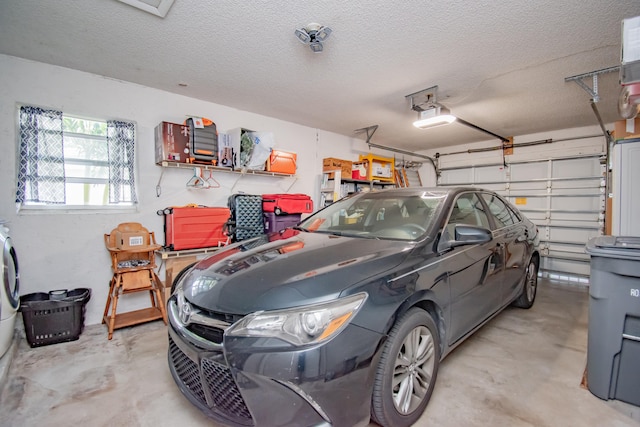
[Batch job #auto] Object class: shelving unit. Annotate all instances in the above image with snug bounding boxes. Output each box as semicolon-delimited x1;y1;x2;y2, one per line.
321;169;342;207
320;169;396;208
156;160;297;195
359;153;395;183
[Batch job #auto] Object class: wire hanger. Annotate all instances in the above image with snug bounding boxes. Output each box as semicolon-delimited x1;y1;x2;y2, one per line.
186;167;220;189
186;167;205;188
204;169;220;188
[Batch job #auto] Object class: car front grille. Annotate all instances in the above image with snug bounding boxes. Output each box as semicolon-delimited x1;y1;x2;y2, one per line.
186;323;224;344
169;337;206;404
201;358;253;420
169;337;253;425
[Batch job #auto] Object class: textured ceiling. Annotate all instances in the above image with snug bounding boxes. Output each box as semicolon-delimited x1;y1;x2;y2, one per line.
0;0;638;151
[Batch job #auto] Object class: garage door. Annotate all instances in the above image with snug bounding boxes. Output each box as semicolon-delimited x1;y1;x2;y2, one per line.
437;154;605;279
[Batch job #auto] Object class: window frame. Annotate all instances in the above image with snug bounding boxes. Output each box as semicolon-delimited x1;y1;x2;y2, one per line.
16;105;138;214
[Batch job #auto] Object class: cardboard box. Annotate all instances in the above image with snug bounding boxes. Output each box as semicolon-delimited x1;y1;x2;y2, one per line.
217;133;235;167
613;117;640;140
114;230;149;249
267;149;297;174
155;121;191;164
323;157;352;178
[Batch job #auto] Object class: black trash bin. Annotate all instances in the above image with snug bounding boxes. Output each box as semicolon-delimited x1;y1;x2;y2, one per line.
585;236;640;407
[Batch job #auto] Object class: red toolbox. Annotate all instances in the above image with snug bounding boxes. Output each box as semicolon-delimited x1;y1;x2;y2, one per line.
159;206;230;250
266;150;297;175
262;194;313;215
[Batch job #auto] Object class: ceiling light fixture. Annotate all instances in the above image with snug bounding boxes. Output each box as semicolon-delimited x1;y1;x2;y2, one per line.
413;106;456;129
295;23;332;53
405;85;509;142
406;86;456;129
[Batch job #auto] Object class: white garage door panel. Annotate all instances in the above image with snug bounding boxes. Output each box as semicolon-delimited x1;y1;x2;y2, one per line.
438;153;605;279
548;241;590;255
542;258;591;277
551;196;600;211
511;196;546;210
550;212;598;222
439;168;474;184
552;158;601;178
509;181;547;191
510;162;548;181
552;178;601;189
474;166;507;183
546;226;599;242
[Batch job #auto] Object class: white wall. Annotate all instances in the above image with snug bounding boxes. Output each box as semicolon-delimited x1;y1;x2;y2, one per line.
0;54;376;325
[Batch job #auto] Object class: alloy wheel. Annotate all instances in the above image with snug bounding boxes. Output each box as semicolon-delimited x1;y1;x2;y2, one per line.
392;325;435;414
526;261;538;302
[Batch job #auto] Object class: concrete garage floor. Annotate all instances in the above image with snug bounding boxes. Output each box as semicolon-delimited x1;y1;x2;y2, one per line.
1;279;639;427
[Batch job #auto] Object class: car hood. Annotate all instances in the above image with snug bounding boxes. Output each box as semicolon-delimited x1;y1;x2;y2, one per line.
181;230;414;314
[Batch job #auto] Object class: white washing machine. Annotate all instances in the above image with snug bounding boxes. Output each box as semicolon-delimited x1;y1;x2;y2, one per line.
0;222;19;358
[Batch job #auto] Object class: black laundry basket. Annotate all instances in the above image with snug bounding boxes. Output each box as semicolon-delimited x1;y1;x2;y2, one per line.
20;288;91;347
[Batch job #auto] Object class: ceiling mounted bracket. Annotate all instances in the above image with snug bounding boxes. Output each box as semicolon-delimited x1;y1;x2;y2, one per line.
405;85;441;112
565;66;620;102
354;125;379;145
353;125;438;172
565;66;618;144
405;85;508;141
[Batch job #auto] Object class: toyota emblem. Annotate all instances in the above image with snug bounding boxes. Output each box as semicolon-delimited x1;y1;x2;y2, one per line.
179;301;192;325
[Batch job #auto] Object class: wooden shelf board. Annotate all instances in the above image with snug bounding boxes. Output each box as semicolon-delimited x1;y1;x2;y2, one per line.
160;161;295;177
105;307;165;330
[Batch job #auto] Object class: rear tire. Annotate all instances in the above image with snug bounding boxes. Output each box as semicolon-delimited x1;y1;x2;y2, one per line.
371;308;440;427
512;257;538;309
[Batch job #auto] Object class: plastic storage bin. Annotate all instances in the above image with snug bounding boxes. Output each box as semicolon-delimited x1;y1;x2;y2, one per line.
585;236;640;407
19;288;91;347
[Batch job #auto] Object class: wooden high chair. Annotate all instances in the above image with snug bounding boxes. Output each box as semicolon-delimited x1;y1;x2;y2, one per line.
103;222;167;340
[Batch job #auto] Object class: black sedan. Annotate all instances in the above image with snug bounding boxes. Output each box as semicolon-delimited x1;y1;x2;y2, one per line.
167;187;540;427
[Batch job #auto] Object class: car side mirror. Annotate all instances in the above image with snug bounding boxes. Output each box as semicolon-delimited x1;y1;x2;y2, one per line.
441;224;492;250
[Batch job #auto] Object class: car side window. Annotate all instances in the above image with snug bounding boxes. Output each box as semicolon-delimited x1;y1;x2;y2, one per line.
445;193;491;238
481;193;519;229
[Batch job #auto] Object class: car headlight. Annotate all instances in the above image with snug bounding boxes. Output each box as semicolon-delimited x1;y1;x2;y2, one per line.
226;293;367;346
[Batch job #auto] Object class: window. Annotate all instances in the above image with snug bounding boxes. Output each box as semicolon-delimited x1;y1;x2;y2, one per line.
445;193;490;239
481;193;518;229
16;106;137;208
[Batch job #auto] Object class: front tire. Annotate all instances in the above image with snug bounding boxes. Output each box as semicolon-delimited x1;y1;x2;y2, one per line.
371;308;440;427
512;257;538;309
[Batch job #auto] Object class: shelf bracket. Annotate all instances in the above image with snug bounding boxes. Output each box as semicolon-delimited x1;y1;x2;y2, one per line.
354;125;379;145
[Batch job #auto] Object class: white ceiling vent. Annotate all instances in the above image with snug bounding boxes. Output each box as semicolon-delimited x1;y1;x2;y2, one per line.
117;0;175;18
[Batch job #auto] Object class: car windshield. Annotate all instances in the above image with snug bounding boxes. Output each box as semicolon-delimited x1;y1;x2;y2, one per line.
298;191;446;241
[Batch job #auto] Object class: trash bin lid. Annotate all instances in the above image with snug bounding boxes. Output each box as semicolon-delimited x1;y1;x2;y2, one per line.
586;236;640;260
